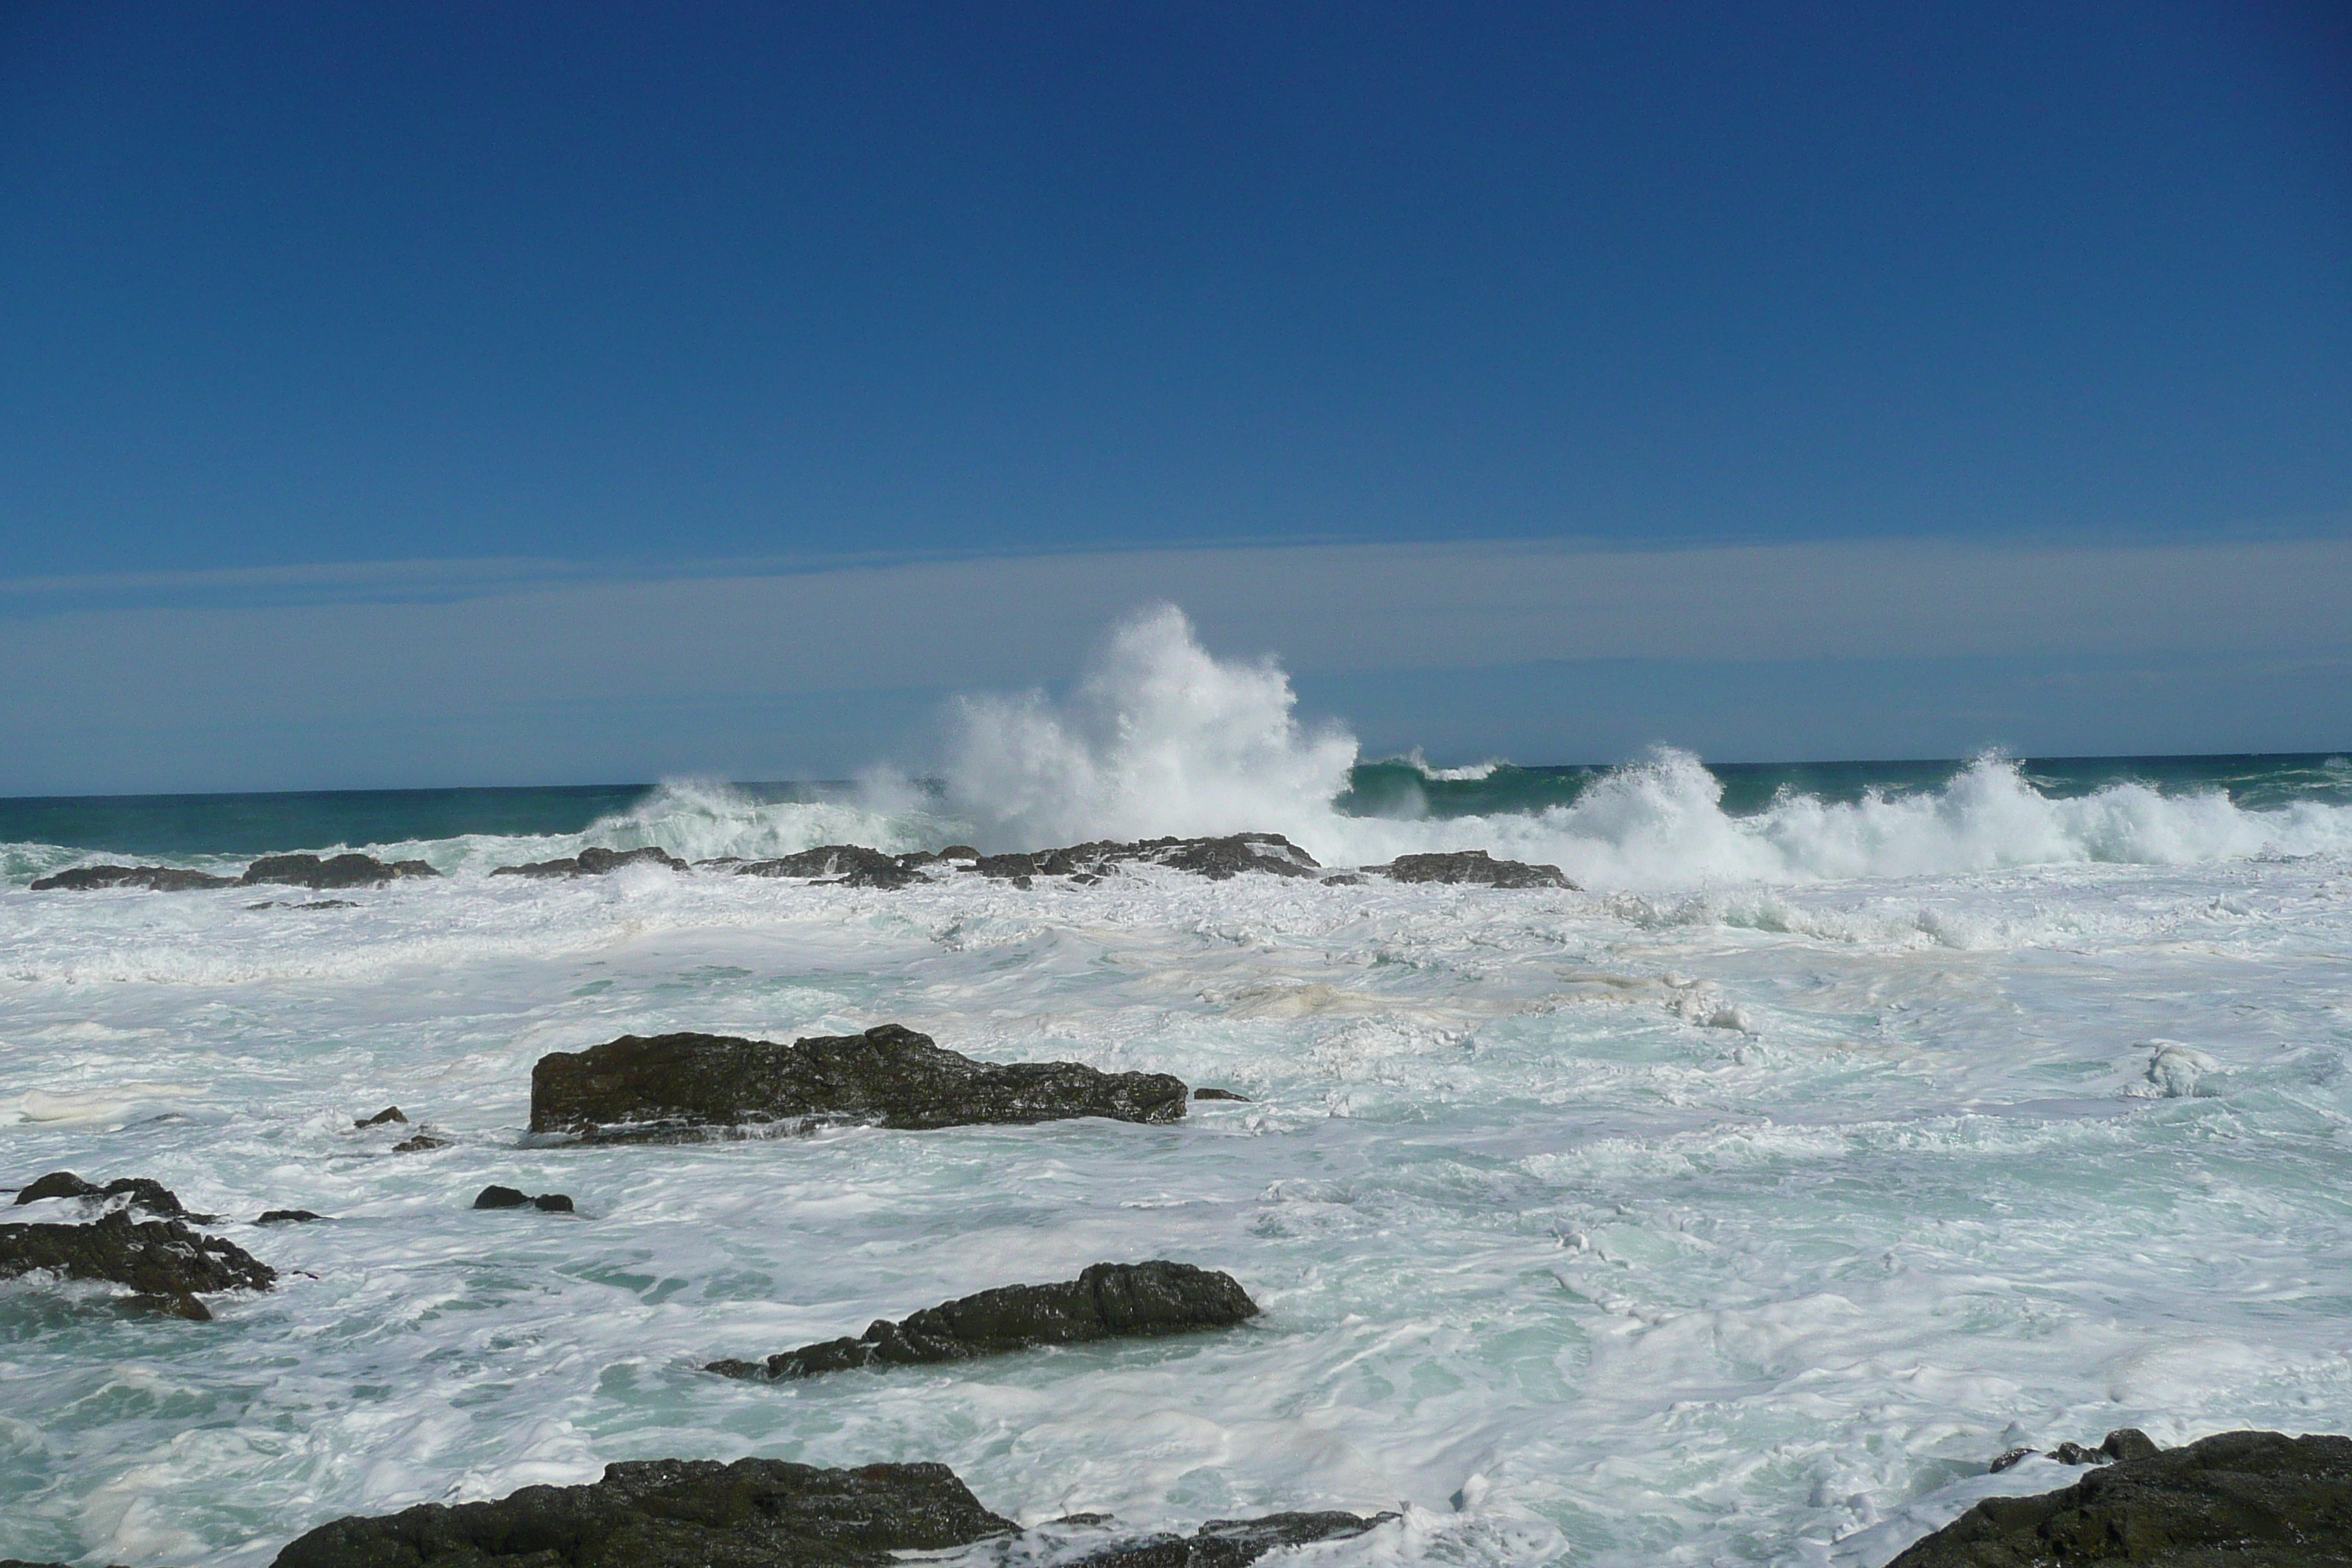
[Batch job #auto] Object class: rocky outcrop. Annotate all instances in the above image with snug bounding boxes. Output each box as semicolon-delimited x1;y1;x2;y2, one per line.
242;853;440;889
489;846;687;879
29;864;236;892
974;834;1321;883
1063;1509;1397;1568
1365;850;1574;889
529;1024;1188;1142
1890;1428;2352;1566
1990;1427;2160;1473
473;1186;574;1213
706;1261;1258;1381
1192;1088;1250;1102
271;1458;1016;1568
735;845;916;888
355;1107;407;1127
256;1210;323;1224
13;1172;216;1222
0;1210;276;1296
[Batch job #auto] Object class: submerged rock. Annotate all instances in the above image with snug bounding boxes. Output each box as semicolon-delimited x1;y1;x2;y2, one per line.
241;853;440;889
472;1186;573;1213
489;846;687;879
1192;1088;1251;1102
0;1210;276;1296
529;1024;1188;1142
29;864;236;892
12;1172;214;1222
1365;849;1575;889
1891;1428;2352;1566
355;1107;407;1127
392;1133;451;1153
1061;1509;1398;1568
707;1261;1258;1380
255;1210;324;1225
271;1458;1017;1568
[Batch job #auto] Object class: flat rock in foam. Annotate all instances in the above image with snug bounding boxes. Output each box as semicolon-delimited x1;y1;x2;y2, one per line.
1365;848;1575;889
29;864;236;892
706;1260;1257;1380
489;845;687;879
241;853;440;889
0;1210;276;1297
529;1024;1188;1142
1888;1428;2352;1566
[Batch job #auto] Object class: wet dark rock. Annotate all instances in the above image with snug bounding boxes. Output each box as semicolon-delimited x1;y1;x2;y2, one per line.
256;1210;323;1224
0;1210;276;1295
734;845;915;889
489;846;687;879
1365;850;1575;889
1890;1428;2352;1567
1989;1428;2163;1474
293;899;360;911
30;864;237;892
472;1186;573;1213
530;1023;1188;1142
242;853;440;890
707;1261;1258;1382
1063;1510;1397;1568
1192;1088;1251;1102
973;835;1321;884
271;1457;1017;1568
937;845;980;861
121;1290;211;1321
13;1172;214;1221
356;1107;408;1127
1319;874;1364;886
392;1133;451;1153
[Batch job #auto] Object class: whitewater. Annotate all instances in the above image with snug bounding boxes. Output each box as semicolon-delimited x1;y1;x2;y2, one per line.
4;606;2351;1567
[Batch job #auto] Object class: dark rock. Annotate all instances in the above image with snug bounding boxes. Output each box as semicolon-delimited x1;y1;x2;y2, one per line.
530;1023;1188;1142
242;853;440;890
1990;1428;2166;1474
1192;1088;1251;1102
489;846;687;879
472;1186;532;1210
121;1290;211;1321
0;1210;276;1295
734;845;914;889
293;899;360;911
256;1210;323;1224
1319;874;1364;886
271;1457;1016;1568
1888;1428;2352;1567
937;845;980;861
30;864;236;892
15;1171;101;1203
707;1260;1258;1381
13;1172;214;1221
532;1193;575;1213
392;1133;451;1153
969;835;1321;885
1066;1510;1397;1568
1365;850;1575;889
1989;1447;2037;1474
356;1107;408;1126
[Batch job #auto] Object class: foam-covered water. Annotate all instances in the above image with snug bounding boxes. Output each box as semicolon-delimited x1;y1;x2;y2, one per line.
4;608;2350;1567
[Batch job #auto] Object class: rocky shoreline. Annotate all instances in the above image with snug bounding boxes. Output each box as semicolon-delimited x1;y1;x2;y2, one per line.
29;834;1577;894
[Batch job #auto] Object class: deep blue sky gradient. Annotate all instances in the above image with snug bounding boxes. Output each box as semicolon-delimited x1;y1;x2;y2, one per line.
5;1;2348;580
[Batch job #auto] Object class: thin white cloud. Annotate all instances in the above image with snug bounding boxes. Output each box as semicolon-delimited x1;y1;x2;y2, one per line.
1;535;2345;783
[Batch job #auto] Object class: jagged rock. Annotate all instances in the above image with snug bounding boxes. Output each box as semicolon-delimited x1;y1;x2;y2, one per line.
0;1210;276;1295
355;1107;408;1126
734;845;916;888
489;846;687;879
1365;849;1575;889
242;853;440;889
473;1186;573;1213
1063;1510;1398;1568
271;1458;1017;1568
12;1172;214;1221
1989;1428;2164;1474
392;1133;451;1153
1890;1429;2352;1566
973;835;1321;883
1192;1088;1251;1102
29;864;236;892
706;1261;1258;1380
529;1024;1188;1142
256;1210;323;1224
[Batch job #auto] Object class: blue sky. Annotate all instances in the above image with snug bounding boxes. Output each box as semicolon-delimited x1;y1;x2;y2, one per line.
2;2;2348;791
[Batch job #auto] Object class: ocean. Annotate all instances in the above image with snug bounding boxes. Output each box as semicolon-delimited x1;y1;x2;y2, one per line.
5;613;2351;1567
